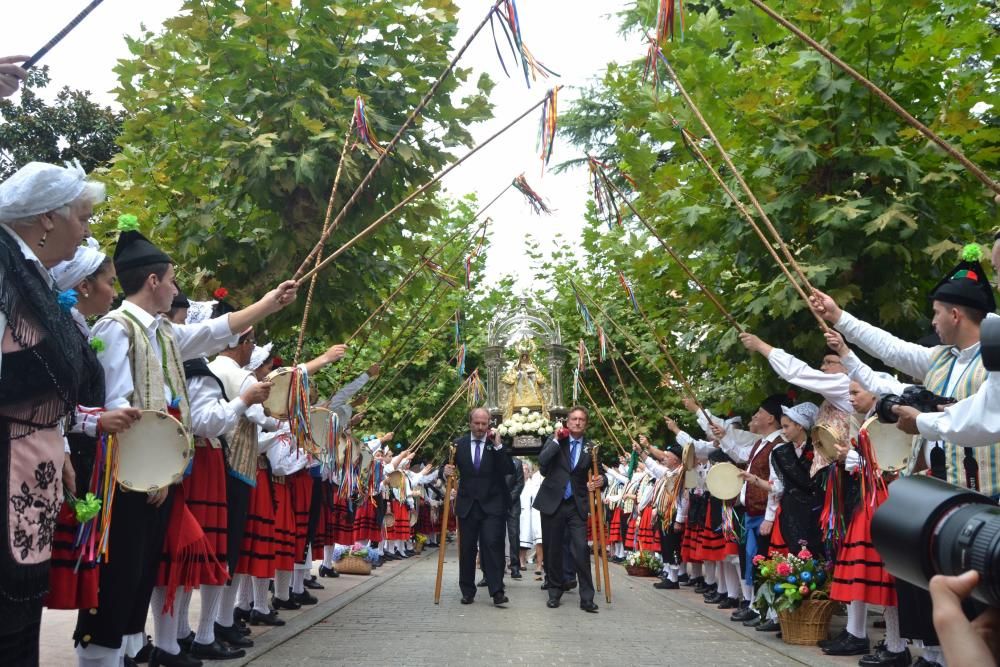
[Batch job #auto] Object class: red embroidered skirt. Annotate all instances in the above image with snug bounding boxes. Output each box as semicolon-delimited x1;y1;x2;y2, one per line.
636;506;659;552
45;502;99;609
351;499;380;545
389;500;411;541
414;503;435;535
696;509;726;562
288;471;312;563
680;519;704;563
235;469;276;578
607;507;623;544
272;480;297;572
830;488;897;606
182;445;228;564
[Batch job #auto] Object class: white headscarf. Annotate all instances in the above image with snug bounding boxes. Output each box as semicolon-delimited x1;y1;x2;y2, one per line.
0;160;88;220
51;237;106;291
185;300;217;325
245;343;274;372
781;402;820;430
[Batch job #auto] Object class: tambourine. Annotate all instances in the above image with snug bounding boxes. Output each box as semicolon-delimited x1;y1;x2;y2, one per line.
705;462;742;501
812;422;847;463
262;367;294;419
386;470;407;497
116;410;191;493
681;442;696;470
307;406;334;456
861;415;912;473
684;468;699;490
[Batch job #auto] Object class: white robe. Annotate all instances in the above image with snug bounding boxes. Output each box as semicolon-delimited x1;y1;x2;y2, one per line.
519;471;543;547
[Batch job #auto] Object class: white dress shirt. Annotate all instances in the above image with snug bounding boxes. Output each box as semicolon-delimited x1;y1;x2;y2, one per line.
187;373;249;439
93;300;236;410
721;428;784;521
768;348;853;414
916;371;1000;446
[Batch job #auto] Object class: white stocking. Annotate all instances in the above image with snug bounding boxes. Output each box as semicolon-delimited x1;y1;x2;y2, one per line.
882;606;905;653
150;586;181;655
921;647;944;665
234;573;252;611
274;570;292;601
703;561;717;586
216;581;239;627
175;588;193;639
723;560;742;601
75;642;122;667
689;562;703;579
323;545;335;569
847;600;868;638
252;576;271;612
196;585;224;645
292;568;306;595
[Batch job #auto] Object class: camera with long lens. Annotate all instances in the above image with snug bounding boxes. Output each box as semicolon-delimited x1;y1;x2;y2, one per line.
875;385;955;424
982;316;1000;372
871;475;1000;607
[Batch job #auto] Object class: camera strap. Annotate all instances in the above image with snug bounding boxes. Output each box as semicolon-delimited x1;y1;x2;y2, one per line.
963;448;980;492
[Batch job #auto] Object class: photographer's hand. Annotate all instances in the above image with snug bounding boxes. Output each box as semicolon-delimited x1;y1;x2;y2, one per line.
892;405;921;435
930;570;1000;667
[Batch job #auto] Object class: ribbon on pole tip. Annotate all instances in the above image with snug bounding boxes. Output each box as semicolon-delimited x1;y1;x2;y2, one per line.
352;96;387;155
512;174;552;214
456;343;467;378
597;325;607;362
537;87;560;171
573;283;595;334
617;271;640;313
489;0;560;87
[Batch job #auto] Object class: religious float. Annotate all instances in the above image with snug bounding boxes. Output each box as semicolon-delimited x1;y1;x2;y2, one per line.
483;299;569;455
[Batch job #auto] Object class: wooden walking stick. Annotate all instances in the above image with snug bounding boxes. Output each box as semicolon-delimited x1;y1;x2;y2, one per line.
434;445;458;604
588;477;602;593
591;444;612;603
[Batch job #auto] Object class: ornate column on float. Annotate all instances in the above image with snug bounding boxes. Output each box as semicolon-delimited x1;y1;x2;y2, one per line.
546;342;569;421
484;343;504;425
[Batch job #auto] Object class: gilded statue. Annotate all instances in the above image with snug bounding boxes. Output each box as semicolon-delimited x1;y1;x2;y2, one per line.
500;338;549;420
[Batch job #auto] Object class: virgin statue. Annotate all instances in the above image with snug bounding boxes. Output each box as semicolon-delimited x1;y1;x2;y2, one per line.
500;338;549;420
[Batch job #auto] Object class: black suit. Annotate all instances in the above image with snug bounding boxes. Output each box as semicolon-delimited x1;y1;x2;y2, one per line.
452;433;515;599
505;457;525;569
533;435;601;605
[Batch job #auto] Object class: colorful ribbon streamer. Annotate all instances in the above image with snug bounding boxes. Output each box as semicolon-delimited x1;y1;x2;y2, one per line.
489;0;560;88
618;271;640;313
597;325;607;362
456;343;467;378
422;257;460;287
656;0;684;45
464;224;489;289
573;284;595;334
512;174;551;214
537;88;559;170
352;96;386;155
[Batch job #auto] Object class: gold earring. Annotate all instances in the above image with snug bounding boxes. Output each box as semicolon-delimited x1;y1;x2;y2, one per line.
37;231;48;248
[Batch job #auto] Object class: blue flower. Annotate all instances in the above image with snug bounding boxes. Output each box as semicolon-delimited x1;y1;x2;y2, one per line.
800;571;812;582
773;583;783;593
57;289;78;312
787;575;797;584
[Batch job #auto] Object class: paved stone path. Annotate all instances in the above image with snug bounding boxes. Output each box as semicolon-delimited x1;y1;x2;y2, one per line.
246;551;872;667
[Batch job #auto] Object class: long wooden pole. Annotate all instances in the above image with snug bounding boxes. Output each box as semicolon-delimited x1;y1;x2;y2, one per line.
590;160;744;333
24;0;105;69
591;445;612;602
652;47;831;333
296;90;557;284
434;445;458;604
577;377;628;457
588;478;602;592
748;0;1000;197
365;317;453;406
294;0;507;278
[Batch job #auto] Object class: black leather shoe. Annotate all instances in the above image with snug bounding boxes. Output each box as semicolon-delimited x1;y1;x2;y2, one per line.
492;592;509;606
271;596;301;611
477;578;488;587
292;590;318;605
540;581;552;590
177;632;195;653
705;591;727;604
912;659;943;667
233;607;251;624
743;617;762;627
404;549;416;556
190;640;246;661
303;576;324;590
682;576;702;588
460;596;474;604
731;607;758;622
756;619;781;632
562;580;578;592
149;647;202;667
819;629;850;650
580;601;599;613
822;633;870;656
695;581;714;594
214;623;254;648
125;657;138;667
249;609;285;626
234;620;251;636
546;598;560;608
717;596;739;610
396;550;410;559
510;569;522;579
134;637;154;664
858;646;912;666
653;579;679;589
318;565;339;578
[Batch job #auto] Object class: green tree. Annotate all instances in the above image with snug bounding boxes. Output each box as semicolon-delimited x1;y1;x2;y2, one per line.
552;0;999;424
103;0;494;341
0;67;125;179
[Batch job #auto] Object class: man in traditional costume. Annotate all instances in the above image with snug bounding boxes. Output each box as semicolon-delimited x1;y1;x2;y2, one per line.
810;246;998;667
73;218;298;667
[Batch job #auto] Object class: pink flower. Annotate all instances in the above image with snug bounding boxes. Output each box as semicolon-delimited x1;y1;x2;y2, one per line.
797;549;812;560
776;563;791;577
752;554;765;565
799;585;810;596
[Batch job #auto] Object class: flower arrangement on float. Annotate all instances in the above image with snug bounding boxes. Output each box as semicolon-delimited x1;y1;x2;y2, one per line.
496;407;557;439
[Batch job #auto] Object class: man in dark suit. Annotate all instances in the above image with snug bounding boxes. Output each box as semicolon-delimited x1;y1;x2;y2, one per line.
445;407;516;606
533;406;606;612
505;456;525;579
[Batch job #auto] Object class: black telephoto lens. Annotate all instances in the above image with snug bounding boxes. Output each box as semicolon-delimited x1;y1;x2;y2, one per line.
872;476;1000;607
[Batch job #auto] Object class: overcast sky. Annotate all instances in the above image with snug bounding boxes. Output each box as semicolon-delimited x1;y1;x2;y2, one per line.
3;1;640;290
